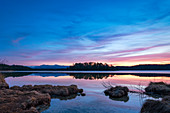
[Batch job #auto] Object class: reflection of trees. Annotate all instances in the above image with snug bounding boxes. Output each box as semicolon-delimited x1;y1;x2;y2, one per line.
70;73;115;80
2;72;170;79
51;94;78;100
115;73;170;77
109;96;129;102
70;73;170;80
2;72;33;78
33;73;68;77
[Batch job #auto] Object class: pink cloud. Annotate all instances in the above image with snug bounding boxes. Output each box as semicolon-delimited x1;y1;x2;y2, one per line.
107;52;170;65
12;37;25;44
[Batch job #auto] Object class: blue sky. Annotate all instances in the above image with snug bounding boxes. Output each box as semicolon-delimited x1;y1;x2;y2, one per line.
0;0;170;66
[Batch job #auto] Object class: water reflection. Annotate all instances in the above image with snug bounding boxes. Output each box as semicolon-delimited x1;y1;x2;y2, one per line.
70;73;113;79
3;72;170;113
2;72;33;78
4;73;170;88
52;94;78;100
2;72;170;79
109;96;129;102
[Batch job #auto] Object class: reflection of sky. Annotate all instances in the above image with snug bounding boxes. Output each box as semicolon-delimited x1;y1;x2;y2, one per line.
5;74;170;91
43;94;141;113
0;0;170;66
5;73;168;113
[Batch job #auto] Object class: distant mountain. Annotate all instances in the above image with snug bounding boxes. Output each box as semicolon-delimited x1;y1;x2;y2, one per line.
29;64;69;69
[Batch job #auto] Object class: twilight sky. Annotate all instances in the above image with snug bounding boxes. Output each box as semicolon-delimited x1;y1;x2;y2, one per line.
0;0;170;66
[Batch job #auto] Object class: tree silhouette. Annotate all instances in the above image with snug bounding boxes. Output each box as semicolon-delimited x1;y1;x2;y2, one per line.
69;62;113;70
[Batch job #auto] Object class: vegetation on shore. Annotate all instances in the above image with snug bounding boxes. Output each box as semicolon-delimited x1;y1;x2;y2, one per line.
69;62;170;70
0;64;32;70
1;62;170;71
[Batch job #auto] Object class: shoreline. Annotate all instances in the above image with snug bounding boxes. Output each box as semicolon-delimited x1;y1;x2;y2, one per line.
1;70;170;74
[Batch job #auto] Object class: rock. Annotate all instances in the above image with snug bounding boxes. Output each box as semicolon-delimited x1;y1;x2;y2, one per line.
11;84;83;97
81;93;86;96
140;96;170;113
0;76;85;113
145;82;170;96
0;73;9;89
104;86;129;98
110;96;129;102
0;89;51;113
78;89;83;93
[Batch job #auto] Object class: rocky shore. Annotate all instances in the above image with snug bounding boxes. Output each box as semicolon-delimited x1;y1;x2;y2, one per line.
103;82;170;113
0;74;84;113
10;84;83;97
140;82;170;113
0;74;9;89
145;82;170;96
141;96;170;113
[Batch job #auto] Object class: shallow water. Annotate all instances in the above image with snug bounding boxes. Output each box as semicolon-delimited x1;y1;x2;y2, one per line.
4;71;170;113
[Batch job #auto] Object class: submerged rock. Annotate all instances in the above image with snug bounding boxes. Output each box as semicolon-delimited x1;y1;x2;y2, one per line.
0;74;9;89
140;96;170;113
145;82;170;96
0;89;51;113
104;86;129;98
10;84;84;97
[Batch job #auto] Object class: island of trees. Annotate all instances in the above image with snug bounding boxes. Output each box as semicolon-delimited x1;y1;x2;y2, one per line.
69;62;170;70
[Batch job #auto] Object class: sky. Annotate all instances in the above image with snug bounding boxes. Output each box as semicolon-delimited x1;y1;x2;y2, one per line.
0;0;170;66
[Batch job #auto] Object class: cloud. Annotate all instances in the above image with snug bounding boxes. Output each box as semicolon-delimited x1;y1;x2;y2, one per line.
1;0;170;66
12;37;25;44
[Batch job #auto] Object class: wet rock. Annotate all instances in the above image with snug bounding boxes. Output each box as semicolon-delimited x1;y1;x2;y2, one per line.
104;86;129;98
0;76;84;113
11;84;84;97
78;89;84;93
0;89;51;113
0;74;9;89
145;82;170;96
0;75;84;113
81;93;86;96
140;96;170;113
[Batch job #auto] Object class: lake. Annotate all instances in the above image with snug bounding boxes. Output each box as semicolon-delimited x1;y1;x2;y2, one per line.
2;71;170;113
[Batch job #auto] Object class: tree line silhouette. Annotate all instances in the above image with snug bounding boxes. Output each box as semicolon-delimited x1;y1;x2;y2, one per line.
1;61;170;71
0;64;31;70
69;62;113;70
69;62;170;70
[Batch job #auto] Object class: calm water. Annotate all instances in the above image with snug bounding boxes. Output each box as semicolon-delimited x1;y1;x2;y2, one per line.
3;71;170;113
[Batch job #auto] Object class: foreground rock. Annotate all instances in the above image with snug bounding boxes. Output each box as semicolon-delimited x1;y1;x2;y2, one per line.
0;73;84;113
0;73;9;89
145;82;170;96
104;86;129;98
0;89;51;113
10;84;84;97
141;96;170;113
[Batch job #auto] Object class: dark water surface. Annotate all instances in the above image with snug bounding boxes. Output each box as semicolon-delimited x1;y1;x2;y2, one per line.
3;71;170;113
